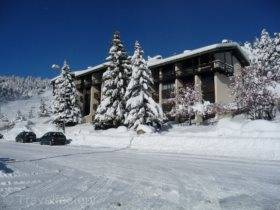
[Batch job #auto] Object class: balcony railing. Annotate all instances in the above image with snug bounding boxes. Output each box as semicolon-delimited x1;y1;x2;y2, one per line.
176;60;234;77
212;60;234;74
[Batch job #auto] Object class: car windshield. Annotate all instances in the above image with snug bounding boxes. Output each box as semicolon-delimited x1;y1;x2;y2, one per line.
53;133;64;136
43;132;64;137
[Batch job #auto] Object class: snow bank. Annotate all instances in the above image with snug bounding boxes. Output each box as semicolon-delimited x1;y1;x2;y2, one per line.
66;116;280;161
1;92;280;161
44;115;280;161
132;117;280;161
68;125;133;149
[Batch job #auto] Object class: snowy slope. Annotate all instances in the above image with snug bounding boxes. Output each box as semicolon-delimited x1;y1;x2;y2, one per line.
0;90;52;120
0;90;57;140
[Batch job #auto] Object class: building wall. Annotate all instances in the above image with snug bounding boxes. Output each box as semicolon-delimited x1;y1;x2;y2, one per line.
214;54;242;104
73;49;246;123
214;72;233;104
233;55;242;75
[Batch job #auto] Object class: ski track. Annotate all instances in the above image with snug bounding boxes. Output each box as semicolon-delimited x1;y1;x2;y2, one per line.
0;141;280;209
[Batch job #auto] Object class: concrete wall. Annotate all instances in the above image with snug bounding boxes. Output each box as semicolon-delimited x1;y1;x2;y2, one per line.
233;55;242;75
214;72;233;104
214;55;242;104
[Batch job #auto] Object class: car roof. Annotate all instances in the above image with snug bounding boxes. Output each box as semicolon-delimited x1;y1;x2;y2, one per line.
45;132;64;135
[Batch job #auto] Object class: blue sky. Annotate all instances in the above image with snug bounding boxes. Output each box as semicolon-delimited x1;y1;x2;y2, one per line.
0;0;279;78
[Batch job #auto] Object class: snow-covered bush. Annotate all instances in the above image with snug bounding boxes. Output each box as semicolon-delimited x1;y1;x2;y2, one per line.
212;103;237;116
168;86;200;124
125;41;164;130
192;101;215;118
94;32;131;129
53;61;81;126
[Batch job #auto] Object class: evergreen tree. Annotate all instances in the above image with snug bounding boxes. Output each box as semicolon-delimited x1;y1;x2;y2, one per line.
0;113;9;123
94;32;130;129
53;61;81;126
15;110;26;121
38;98;50;117
124;41;164;129
28;106;35;119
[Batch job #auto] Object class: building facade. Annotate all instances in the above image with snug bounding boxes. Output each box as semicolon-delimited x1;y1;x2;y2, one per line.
53;42;250;123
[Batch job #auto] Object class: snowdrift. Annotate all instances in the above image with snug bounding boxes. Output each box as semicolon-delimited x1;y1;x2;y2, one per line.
1;91;280;161
65;116;280;161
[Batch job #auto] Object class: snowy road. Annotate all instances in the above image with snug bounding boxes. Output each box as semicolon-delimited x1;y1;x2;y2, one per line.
0;142;280;209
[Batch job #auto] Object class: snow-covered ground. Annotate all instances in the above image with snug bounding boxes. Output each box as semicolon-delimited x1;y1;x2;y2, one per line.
1;90;280;209
1;90;280;161
1;141;280;209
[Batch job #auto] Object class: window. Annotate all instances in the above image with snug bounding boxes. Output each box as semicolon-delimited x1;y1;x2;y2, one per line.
83;90;91;116
181;59;193;70
162;82;175;99
161;64;175;81
201;73;215;103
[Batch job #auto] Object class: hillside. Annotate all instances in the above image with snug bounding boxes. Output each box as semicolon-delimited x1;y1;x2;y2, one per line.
0;75;50;103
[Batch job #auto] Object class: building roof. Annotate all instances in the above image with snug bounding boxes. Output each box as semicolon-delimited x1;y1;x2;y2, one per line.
51;42;250;81
147;42;250;68
74;62;109;77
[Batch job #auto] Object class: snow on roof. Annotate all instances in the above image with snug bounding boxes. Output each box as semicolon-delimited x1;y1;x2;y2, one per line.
51;42;249;81
74;62;109;77
147;42;250;67
51;62;108;82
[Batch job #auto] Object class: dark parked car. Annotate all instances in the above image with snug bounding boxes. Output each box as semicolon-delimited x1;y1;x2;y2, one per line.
16;131;36;143
0;134;3;139
39;132;66;146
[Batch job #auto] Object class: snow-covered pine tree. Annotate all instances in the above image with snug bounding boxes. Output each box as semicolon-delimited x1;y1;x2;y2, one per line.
28;106;35;119
15;110;26;121
124;41;164;129
231;62;276;120
38;98;50;117
0;113;9;123
168;86;200;124
94;32;130;129
53;61;81;126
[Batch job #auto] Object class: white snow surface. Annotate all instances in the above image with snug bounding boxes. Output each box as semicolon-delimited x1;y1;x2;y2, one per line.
1;141;280;209
1;91;280;209
1;92;280;161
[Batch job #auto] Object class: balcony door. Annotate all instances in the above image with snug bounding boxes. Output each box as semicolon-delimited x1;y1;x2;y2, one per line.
200;72;215;103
